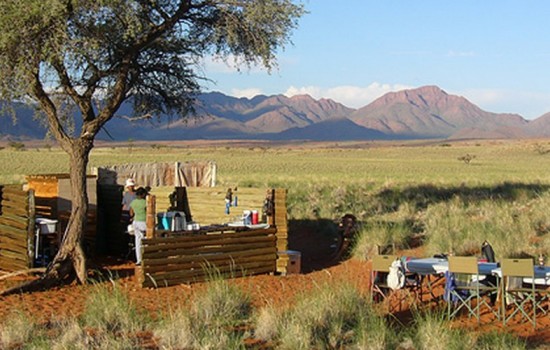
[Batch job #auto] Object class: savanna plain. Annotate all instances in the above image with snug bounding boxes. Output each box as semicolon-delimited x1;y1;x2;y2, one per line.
1;138;550;349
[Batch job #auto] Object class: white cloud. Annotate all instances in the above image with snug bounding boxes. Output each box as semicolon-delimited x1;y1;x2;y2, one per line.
284;82;413;108
458;88;550;119
230;88;265;99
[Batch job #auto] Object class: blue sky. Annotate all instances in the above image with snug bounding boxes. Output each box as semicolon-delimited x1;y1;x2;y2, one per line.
203;1;550;120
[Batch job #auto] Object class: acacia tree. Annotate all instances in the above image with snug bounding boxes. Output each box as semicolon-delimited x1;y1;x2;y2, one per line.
0;0;303;289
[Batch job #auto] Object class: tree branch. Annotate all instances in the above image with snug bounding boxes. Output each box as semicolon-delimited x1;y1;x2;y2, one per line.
30;70;72;149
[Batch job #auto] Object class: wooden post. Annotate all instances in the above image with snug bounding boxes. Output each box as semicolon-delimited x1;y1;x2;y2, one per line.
27;189;36;268
146;194;156;239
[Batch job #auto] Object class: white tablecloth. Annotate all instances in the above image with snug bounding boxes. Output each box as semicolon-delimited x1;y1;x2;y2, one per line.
492;266;550;286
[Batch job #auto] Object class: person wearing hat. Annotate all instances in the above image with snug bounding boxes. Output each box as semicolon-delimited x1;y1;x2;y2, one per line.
121;179;137;235
122;178;137;211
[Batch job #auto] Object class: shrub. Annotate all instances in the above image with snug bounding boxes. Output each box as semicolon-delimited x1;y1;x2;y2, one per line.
8;140;25;151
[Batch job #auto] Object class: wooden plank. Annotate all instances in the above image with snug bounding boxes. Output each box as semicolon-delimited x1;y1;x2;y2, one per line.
0;223;28;237
146;259;275;280
142;261;275;287
0;256;28;272
143;234;276;254
2;191;28;203
143;237;275;255
143;241;275;260
142;264;275;288
143;246;276;267
143;228;276;246
0;234;27;248
1;204;29;217
1;186;26;196
0;216;28;230
0;248;28;261
143;252;277;274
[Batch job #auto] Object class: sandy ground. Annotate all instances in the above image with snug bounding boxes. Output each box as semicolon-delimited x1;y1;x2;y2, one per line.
0;229;549;348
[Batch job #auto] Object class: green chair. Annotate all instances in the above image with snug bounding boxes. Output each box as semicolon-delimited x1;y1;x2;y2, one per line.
447;256;499;323
501;258;537;327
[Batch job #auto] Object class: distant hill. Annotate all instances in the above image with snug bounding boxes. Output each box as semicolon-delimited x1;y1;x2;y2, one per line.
348;86;528;139
2;86;550;141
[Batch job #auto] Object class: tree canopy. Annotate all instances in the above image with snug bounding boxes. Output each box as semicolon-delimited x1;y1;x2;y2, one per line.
0;0;304;142
0;0;304;289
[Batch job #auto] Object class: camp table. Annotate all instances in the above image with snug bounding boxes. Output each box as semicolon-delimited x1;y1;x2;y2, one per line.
405;257;448;301
492;265;550;286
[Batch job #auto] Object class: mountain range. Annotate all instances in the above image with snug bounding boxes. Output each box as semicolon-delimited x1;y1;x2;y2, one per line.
1;85;549;141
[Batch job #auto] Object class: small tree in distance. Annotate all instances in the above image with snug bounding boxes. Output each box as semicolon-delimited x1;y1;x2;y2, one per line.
0;0;304;292
457;153;476;165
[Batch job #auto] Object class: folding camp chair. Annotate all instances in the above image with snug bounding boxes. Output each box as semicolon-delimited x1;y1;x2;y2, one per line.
501;259;538;327
447;256;499;323
371;255;419;311
371;255;397;303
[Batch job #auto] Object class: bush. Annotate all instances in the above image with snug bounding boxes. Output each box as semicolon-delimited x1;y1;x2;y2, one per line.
8;140;25;151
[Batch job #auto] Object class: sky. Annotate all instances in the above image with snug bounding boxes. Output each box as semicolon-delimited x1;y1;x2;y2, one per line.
202;1;550;120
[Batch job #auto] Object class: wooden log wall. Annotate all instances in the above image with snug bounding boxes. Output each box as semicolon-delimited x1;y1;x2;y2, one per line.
0;185;34;271
138;227;277;288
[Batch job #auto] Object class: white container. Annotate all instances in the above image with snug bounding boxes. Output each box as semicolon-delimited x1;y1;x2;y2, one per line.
36;218;58;234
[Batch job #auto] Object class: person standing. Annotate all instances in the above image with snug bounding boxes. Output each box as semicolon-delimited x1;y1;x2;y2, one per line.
224;188;233;215
121;178;137;228
130;187;147;265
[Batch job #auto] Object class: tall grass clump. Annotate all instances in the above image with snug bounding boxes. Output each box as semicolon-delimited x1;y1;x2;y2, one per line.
271;282;389;350
423;193;550;258
0;310;38;349
80;281;146;341
474;331;527;350
410;310;467;350
155;274;252;349
352;204;418;260
406;311;527;350
48;317;138;350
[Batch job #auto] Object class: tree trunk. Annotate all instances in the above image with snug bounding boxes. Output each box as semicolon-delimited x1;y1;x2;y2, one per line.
45;140;91;284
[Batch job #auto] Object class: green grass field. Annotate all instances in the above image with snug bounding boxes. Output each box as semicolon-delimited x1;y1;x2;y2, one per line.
2;140;549;348
2;139;550;259
2;139;550;186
